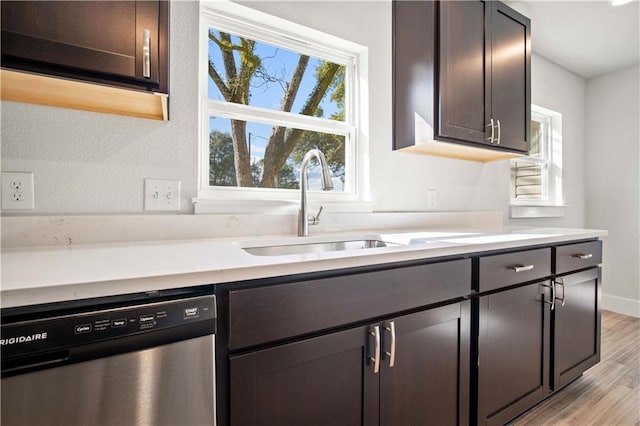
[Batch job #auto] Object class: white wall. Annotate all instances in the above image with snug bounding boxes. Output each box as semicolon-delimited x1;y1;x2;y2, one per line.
585;65;640;317
0;1;584;226
1;1;200;214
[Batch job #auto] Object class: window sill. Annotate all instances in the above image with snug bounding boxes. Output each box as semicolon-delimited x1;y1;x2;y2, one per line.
510;204;567;219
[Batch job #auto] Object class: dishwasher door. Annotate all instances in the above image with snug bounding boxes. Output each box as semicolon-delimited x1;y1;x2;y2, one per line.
1;291;216;426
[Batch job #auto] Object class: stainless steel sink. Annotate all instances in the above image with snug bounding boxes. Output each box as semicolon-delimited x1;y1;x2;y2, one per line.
243;239;402;256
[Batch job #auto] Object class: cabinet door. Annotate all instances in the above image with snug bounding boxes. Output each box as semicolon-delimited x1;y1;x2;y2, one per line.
489;2;531;152
380;302;470;426
229;325;378;426
438;0;491;146
477;282;551;426
0;1;166;92
553;268;601;390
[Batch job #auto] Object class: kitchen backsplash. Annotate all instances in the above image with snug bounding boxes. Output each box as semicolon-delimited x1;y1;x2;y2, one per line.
1;211;502;248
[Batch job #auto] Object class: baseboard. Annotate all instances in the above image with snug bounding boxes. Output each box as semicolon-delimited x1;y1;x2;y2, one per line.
602;293;640;318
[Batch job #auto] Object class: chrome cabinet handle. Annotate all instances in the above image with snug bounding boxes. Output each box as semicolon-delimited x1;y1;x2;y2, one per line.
487;118;495;143
572;253;593;260
510;264;534;273
383;321;396;368
143;29;151;78
555;278;566;307
496;120;501;144
369;326;381;374
543;282;556;311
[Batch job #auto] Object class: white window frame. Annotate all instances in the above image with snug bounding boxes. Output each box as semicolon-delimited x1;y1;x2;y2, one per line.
510;104;564;218
196;1;371;213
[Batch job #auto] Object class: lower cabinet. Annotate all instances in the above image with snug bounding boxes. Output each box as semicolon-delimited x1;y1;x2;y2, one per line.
221;238;603;426
476;240;603;425
552;268;601;390
230;324;372;426
477;281;551;426
229;301;470;426
380;302;470;425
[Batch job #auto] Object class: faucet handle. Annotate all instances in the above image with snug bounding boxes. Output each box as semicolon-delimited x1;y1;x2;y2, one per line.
308;206;324;226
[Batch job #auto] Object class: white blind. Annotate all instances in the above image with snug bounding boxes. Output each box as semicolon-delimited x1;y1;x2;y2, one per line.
513;161;543;200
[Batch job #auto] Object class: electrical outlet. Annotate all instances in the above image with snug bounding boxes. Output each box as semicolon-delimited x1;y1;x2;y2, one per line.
426;189;437;209
144;179;181;212
2;172;35;210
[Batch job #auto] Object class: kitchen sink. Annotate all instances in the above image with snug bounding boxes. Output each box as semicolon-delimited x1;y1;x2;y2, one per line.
243;239;403;256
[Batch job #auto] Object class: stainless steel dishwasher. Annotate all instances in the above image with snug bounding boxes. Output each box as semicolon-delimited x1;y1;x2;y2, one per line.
1;287;216;426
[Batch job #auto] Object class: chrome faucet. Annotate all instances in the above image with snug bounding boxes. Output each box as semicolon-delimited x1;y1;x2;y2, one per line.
298;149;334;237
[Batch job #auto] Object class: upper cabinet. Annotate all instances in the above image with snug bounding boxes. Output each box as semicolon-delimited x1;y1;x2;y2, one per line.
0;1;169;120
393;0;531;161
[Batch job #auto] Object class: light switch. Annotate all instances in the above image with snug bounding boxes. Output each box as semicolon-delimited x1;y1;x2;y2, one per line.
144;179;181;211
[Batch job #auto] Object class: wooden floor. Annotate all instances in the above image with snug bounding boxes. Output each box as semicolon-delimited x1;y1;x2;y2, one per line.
513;310;640;426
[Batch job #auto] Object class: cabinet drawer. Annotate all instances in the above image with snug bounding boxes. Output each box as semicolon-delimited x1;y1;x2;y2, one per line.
478;248;551;292
554;240;602;275
228;259;471;350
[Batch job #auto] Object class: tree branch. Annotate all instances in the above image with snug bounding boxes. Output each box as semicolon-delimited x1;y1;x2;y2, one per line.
280;55;309;112
282;62;340;153
217;32;239;101
208;61;232;100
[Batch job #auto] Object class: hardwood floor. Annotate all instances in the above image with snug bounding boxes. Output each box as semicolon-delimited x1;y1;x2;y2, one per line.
512;310;640;426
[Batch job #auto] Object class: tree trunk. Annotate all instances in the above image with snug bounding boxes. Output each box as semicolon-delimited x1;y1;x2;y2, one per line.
208;32;255;186
230;120;253;187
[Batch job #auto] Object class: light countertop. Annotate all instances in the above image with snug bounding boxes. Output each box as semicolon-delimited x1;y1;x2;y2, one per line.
1;225;607;308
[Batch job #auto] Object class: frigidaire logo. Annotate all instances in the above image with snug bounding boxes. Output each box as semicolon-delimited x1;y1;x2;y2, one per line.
1;332;48;346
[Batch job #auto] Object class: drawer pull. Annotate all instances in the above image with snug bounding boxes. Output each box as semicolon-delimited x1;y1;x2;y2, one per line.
369;326;381;374
572;253;593;260
555;278;566;307
542;282;556;311
383;321;396;368
510;264;534;273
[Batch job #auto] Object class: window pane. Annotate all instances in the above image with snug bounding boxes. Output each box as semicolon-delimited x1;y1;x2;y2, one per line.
530;120;541;156
209;117;345;191
207;28;345;122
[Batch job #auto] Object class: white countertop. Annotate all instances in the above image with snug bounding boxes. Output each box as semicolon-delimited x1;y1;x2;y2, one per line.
1;226;607;308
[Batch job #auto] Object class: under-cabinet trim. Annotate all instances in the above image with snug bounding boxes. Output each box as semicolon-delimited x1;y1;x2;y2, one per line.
0;69;168;121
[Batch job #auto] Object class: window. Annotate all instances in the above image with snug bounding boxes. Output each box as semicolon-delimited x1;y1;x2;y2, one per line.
198;2;368;213
510;105;564;217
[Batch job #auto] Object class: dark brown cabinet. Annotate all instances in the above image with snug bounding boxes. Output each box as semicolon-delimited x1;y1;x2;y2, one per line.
380;303;470;426
217;238;603;426
0;1;169;120
552;241;602;391
393;0;531;160
1;1;168;93
477;282;551;426
552;268;601;390
221;258;472;425
230;324;374;426
487;2;531;151
475;240;602;425
229;302;470;426
475;248;552;425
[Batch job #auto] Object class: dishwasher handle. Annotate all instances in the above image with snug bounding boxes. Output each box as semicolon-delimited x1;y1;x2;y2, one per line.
2;350;70;375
